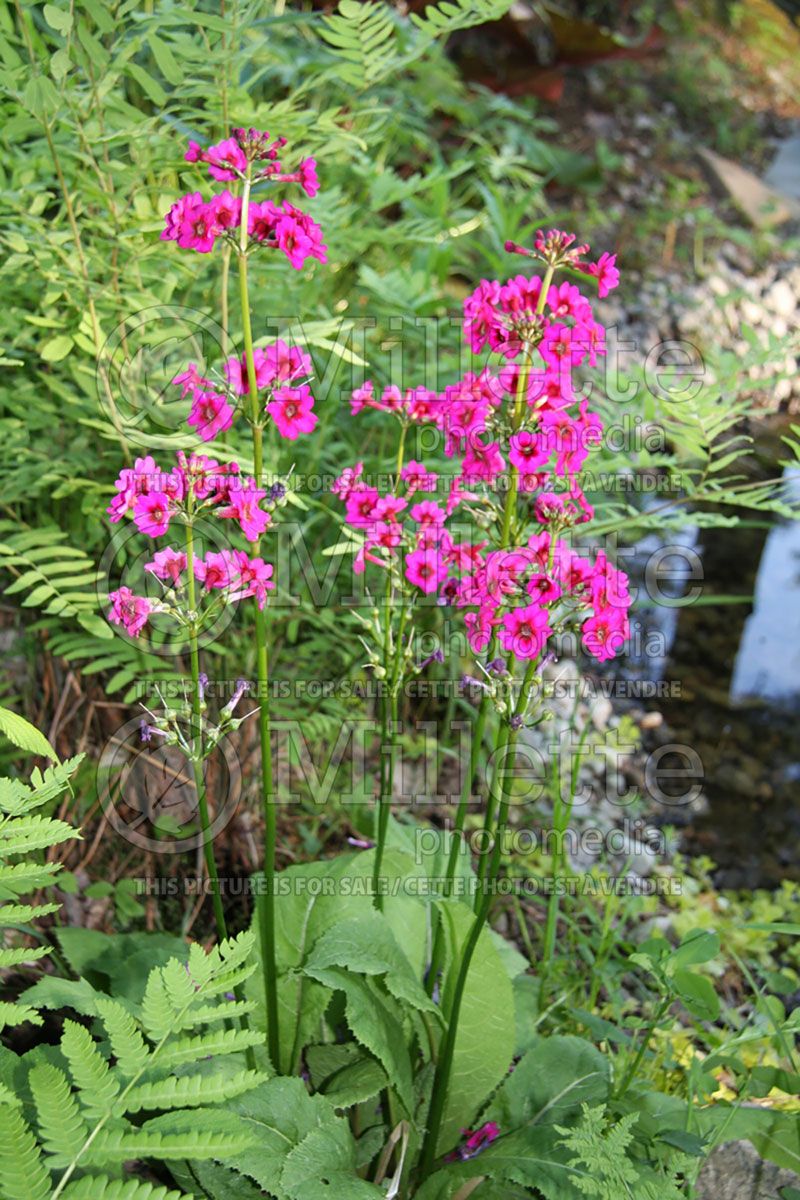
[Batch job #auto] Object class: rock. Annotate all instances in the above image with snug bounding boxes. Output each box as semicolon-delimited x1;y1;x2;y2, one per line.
640;711;663;730
740;299;765;327
764;278;797;319
590;696;613;731
696;1139;800;1200
697;147;800;229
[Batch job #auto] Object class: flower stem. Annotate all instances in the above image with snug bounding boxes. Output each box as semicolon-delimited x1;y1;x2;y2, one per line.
238;169;280;1071
372;430;410;907
541;717;591;979
418;658;537;1179
184;519;228;943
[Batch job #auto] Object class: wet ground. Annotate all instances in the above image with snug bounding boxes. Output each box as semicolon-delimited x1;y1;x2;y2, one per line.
627;426;800;888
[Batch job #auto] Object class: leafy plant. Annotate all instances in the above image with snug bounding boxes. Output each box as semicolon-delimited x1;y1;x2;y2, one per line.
0;932;265;1199
0;753;81;1030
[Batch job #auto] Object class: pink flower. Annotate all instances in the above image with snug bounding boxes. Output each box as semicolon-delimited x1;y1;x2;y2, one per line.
351;381;374;415
133;492;172;538
218;480;270;542
401;461;438;493
231;552;275;609
373;494;407;522
582;607;628;661
584;251;619;298
144;548;187;585
206;136;247;181
108;588;151;638
499;603;551;660
272;202;327;270
187;390;234;442
176;193;218;253
298;157;319;198
460;439;505;484
404;547;448;594
172;363;209;398
210;189;241;231
331;462;364;501
508;430;549;472
447;1122;501;1163
534;492;565;526
225;342;311;395
410;500;446;529
267;385;317;439
194;551;231;590
345;487;380;528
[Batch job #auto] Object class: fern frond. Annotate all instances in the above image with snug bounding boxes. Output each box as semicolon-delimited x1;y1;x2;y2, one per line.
122;1068;263;1115
0;756;82;1028
61;1180;191;1200
0;1104;51;1200
61;1019;122;1118
411;0;513;38
5;934;264;1197
319;0;400;89
28;1062;89;1166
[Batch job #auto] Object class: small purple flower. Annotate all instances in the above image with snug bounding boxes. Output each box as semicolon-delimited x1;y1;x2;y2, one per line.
446;1122;500;1162
140;719;152;744
198;672;209;702
416;648;444;671
487;657;506;674
461;674;490;692
347;836;375;849
509;714;523;731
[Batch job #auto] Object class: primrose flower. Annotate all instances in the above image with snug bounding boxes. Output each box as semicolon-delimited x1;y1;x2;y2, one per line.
187;390;234;443
447;1122;501;1162
134;491;172;538
267;385;318;439
108;588;152;638
499;602;551;660
218;480;271;542
144;548;187;585
404;547;448;594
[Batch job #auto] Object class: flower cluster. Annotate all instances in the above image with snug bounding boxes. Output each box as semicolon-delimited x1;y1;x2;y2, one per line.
173;338;318;445
332;459;460;595
107;451;272;542
161;128;326;268
347;230;631;669
106;451;278;639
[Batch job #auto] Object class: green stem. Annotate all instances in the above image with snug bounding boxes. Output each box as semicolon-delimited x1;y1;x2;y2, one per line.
615;996;671;1100
238;168;280;1071
418;660;537;1178
541;717;592;974
184;520;227;943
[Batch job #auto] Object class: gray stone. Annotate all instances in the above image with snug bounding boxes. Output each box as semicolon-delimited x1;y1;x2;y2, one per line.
764;279;797;320
765;128;800;202
697;147;800;229
696;1139;800;1200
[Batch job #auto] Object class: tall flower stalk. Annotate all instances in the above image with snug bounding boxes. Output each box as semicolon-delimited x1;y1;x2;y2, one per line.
236;164;280;1067
395;229;630;1172
160;127;326;1070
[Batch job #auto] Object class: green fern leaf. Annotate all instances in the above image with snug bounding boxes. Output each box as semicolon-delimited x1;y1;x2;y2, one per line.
0;1104;51;1200
95;998;151;1079
28;1061;89;1166
61;1178;191;1200
0;705;57;759
122;1068;264;1115
61;1019;121;1118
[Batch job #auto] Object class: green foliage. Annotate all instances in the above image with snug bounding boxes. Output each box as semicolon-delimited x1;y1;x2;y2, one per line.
0;754;81;1030
556;1104;689;1199
0;932;265;1199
